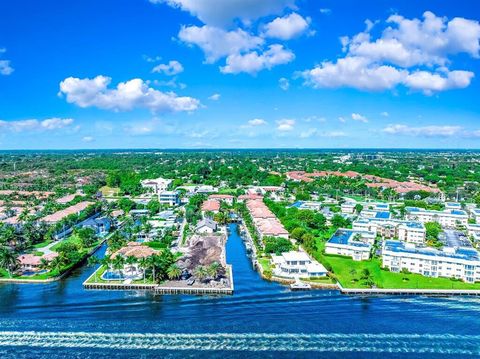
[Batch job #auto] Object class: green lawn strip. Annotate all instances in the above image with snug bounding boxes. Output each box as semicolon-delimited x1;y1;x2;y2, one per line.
258;257;272;272
32;240;52;249
145;241;167;250
86;265;155;285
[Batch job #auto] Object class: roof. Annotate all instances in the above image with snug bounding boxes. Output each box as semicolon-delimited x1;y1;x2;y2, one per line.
375;211;391;219
195;217;217;231
55;193;77;204
282;251;310;262
384;240;480;262
328;229;373;248
201;200;220;212
40;201;94;223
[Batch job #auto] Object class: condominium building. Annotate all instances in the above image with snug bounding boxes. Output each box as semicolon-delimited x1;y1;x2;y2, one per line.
405;207;468;228
271;251;327;278
382;240;480;283
325;228;375;261
341;201;356;214
353;218;425;244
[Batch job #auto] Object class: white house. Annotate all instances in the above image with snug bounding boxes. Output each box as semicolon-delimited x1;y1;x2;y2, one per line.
195;218;218;234
271;251;327;278
382;240;480;283
158;190;179;206
141;177;172;195
353;218;425;244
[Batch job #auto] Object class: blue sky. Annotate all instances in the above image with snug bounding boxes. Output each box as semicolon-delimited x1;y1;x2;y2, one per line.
0;0;479;149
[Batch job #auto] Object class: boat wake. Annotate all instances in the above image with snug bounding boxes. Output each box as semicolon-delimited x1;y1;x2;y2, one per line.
0;331;479;354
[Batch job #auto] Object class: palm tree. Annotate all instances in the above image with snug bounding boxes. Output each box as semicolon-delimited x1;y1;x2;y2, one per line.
167;264;182;280
112;256;125;276
125;255;138;275
138;257;149;283
194;265;208;282
0;247;18;278
87;256;100;282
146;255;158;282
207;262;221;280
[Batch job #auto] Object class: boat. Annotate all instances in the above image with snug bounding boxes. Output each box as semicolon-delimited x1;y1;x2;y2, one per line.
290;278;311;291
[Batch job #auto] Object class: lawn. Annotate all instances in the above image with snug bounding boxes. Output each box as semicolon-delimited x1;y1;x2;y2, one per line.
100;186;120;197
32;239;52;249
86;265;155;285
258;257;272;272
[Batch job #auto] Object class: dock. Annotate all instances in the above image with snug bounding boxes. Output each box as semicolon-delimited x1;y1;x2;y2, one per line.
337;283;480;296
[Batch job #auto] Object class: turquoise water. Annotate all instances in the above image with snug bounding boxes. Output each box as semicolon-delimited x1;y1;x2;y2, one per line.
1;223;480;358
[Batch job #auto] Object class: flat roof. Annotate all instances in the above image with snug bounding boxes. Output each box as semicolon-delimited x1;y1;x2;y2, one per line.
375;211;391;219
328;229;372;248
384;240;480;261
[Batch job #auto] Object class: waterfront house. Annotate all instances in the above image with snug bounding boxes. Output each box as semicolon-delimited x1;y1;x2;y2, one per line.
158;190;180;206
271;251;327;278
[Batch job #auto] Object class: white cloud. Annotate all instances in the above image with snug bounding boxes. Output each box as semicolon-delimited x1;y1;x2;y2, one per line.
179;25;264;63
0;118;74;133
338;116;346;123
82;136;94;143
152;60;184;75
300;11;479;94
279;77;290;90
248;118;267;126
151;0;296;27
319;8;331;15
276;118;295;131
351;113;368;123
382;124;463;137
221;44;294;75
404;69;474;95
263;13;310;40
381;111;389;117
59;76;200;113
0;49;13;75
300;128;346;138
208;93;221;101
301;56;406;91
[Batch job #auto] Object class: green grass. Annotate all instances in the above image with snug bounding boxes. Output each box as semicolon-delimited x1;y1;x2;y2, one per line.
303;277;335;284
32;239;52;249
86;265;155;285
258;257;272;272
145;241;167;250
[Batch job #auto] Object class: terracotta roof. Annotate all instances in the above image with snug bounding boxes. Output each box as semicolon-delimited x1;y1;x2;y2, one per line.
41;201;94;223
201;200;220;212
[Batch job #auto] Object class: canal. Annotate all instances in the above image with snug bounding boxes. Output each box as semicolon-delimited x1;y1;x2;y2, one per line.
1;223;480;357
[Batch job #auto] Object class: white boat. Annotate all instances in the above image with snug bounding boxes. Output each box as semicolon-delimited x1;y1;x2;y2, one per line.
290;278;311;291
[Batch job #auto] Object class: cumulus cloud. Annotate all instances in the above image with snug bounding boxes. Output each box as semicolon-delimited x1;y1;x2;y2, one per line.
351;113;368;123
276;118;295;131
263;13;310;40
300;11;479;94
82;136;94;143
59;75;200;113
221;44;294;75
381;111;389;117
382;124;463;137
208;93;221;101
0;48;13;75
279;77;290;90
248;118;267;126
151;0;296;27
0;118;74;133
179;25;263;63
152;60;184;75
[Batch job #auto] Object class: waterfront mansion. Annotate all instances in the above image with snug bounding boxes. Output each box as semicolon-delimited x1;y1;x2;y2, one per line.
271;251;327;278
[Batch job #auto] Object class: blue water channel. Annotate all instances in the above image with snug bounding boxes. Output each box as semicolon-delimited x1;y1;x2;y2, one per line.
0;223;480;358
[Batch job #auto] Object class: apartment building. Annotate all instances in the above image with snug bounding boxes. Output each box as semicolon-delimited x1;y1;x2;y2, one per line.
325;228;375;261
405;207;468;228
353;218;425;244
382;240;480;283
